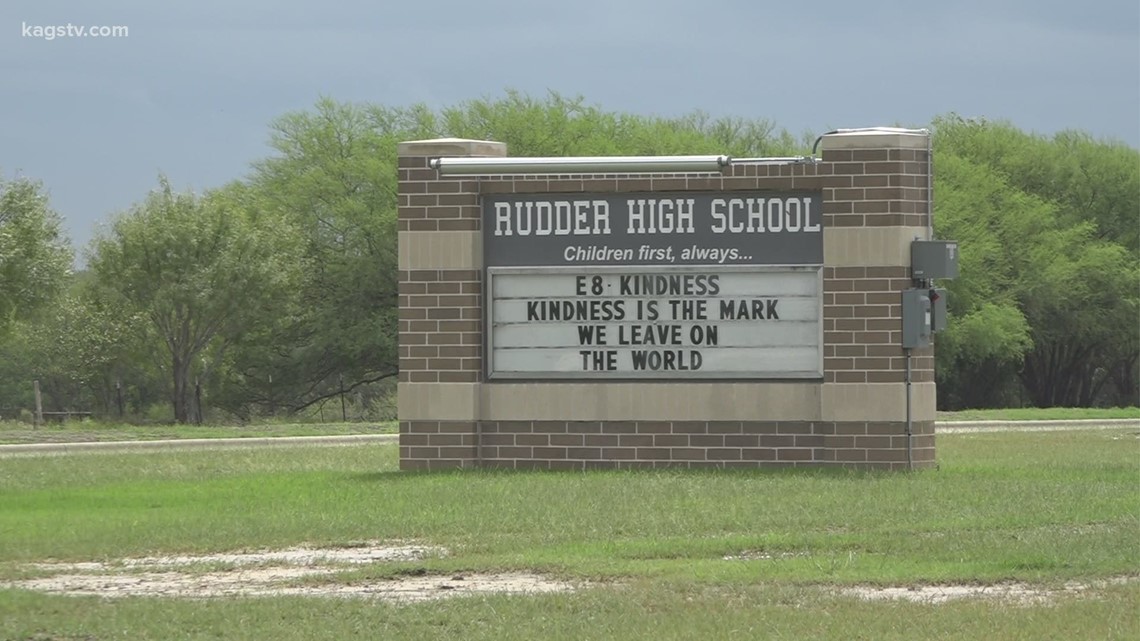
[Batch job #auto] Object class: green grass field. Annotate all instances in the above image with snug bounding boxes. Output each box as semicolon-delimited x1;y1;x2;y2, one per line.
1;427;1137;640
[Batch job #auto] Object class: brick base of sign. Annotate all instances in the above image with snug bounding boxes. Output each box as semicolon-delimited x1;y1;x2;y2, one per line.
399;420;935;471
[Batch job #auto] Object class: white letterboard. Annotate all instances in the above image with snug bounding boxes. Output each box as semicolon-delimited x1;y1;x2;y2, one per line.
487;266;823;379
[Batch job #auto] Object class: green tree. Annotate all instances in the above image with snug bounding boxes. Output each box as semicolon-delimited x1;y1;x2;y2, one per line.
933;115;1139;407
1018;231;1137;406
0;176;72;337
436;90;802;158
932;152;1037;407
236;99;407;416
87;177;301;423
934;118;1139;254
0;278;153;417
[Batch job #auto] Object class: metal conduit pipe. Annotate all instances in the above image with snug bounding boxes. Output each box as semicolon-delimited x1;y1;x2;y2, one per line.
926;130;934;239
905;348;913;471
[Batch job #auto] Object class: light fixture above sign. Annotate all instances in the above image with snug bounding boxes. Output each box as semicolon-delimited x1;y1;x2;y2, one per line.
430;155;733;176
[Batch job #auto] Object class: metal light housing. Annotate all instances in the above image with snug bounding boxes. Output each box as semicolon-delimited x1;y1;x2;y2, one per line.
430;155;732;175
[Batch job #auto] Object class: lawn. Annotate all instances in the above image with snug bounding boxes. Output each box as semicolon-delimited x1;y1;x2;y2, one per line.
0;428;1137;640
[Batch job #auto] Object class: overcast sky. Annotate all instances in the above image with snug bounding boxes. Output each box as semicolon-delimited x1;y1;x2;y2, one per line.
2;0;1138;259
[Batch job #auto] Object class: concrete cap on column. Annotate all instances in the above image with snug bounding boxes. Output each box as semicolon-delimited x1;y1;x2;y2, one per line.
821;127;930;150
397;137;508;157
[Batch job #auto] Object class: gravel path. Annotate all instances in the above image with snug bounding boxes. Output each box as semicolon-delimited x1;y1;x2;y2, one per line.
936;418;1138;433
0;433;397;457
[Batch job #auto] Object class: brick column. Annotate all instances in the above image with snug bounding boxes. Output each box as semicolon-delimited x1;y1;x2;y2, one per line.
396;138;506;470
818;129;936;468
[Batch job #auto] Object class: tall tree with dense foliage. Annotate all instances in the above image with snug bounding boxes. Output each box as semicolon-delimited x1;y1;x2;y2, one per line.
87;177;301;422
933;115;1139;408
0;176;72;338
230;99;410;416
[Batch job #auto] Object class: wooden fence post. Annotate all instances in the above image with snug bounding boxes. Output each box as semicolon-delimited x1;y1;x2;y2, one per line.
33;380;44;429
195;378;203;425
339;375;347;422
116;380;125;418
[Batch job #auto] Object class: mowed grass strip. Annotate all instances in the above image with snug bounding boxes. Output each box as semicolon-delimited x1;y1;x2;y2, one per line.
0;429;1137;640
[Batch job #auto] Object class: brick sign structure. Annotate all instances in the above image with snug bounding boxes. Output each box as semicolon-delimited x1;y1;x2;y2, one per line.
397;130;936;471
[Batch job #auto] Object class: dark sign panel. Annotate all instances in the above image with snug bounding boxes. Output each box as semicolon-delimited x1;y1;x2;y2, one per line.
483;191;823;267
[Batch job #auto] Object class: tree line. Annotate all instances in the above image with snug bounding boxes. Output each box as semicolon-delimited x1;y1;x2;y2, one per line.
0;92;1136;422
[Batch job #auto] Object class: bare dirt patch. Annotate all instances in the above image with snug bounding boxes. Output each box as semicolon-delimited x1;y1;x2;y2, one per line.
840;577;1137;605
6;542;578;602
30;542;439;571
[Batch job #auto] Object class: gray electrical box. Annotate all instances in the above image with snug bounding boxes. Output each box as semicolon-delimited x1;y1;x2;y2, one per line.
902;289;932;349
912;241;959;280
